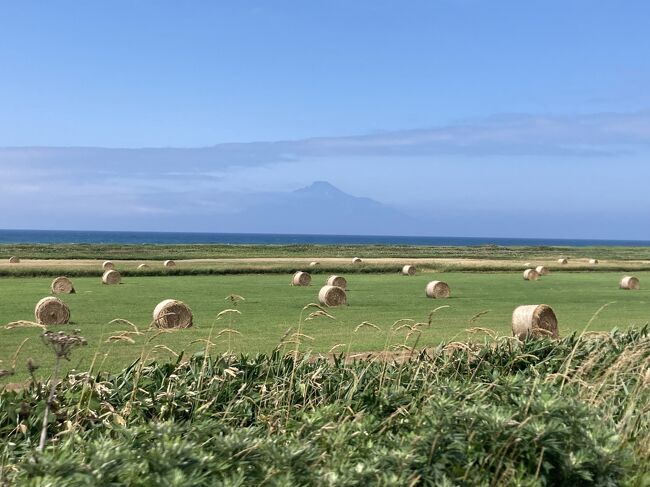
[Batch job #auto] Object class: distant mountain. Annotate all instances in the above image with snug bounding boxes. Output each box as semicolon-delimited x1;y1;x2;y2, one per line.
214;181;424;235
294;181;348;198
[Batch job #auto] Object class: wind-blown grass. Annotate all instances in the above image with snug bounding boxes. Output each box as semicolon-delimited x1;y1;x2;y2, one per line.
0;326;648;485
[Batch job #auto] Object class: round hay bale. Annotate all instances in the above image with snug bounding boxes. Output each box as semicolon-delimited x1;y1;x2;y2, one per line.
326;275;347;289
34;297;70;325
523;269;539;281
425;281;450;299
153;299;193;328
402;265;416;276
589;259;598;264
164;260;176;267
309;261;319;267
619;276;640;290
102;261;115;270
8;256;20;264
292;271;312;286
102;269;121;285
352;257;362;264
137;263;149;270
318;285;347;307
535;266;549;276
51;276;75;294
557;258;568;265
512;304;559;341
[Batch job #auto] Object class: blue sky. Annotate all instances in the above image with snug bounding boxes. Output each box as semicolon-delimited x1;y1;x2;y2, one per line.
1;1;649;239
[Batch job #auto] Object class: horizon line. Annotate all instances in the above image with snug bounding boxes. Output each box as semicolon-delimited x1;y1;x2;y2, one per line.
1;228;649;246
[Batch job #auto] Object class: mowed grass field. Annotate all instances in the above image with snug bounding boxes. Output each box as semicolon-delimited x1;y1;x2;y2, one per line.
1;270;648;381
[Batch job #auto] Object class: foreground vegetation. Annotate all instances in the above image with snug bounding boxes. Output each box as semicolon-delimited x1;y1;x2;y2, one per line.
1;325;648;485
1;272;648;380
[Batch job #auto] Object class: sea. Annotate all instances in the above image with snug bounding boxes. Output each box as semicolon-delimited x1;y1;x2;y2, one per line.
0;229;648;247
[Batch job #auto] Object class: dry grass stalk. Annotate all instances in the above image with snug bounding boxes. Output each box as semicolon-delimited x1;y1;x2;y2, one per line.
401;264;416;276
292;271;312;286
465;327;498;339
326;275;347;289
327;343;346;353
318;285;347;307
468;309;491;324
301;302;330;314
164;260;176;267
523;269;539;281
146;329;176;342
51;276;75;294
305;309;335;321
107;318;142;333
391;318;415;331
152;299;193;328
215;328;243;338
106;335;135;343
102;270;121;285
190;338;217;347
425;280;450;299
619;276;640;290
428;305;450;324
37;329;87;452
5;320;47;331
102;261;115;270
216;309;241;320
354;321;381;333
8;256;20;264
535;265;549;276
511;304;559;341
34;297;70;325
149;344;180;357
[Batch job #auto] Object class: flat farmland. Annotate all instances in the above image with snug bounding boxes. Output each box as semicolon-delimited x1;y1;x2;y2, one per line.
1;271;648;380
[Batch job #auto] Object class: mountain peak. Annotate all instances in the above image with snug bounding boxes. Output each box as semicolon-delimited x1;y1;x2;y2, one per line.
294;181;346;197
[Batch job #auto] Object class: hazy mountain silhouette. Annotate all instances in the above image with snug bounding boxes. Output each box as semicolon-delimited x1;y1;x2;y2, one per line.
216;181;423;235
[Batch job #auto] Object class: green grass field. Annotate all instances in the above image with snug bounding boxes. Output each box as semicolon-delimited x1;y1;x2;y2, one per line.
1;271;648;381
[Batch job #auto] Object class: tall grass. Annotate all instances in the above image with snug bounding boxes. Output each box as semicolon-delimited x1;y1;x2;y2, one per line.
1;324;648;485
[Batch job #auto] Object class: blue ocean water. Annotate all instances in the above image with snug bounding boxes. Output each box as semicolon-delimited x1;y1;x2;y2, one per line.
0;229;649;246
